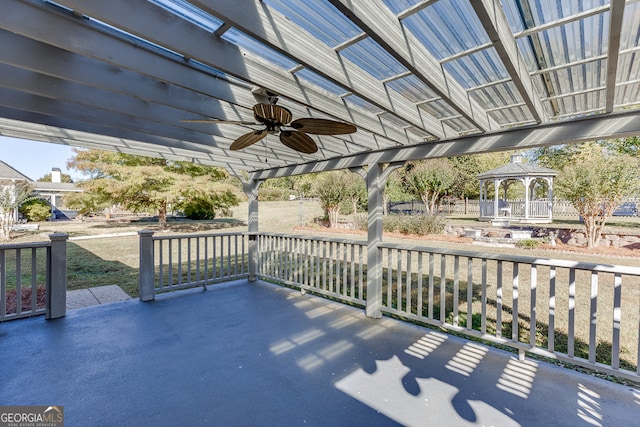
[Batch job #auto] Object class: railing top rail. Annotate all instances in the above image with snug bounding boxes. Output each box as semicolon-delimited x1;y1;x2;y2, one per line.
0;241;51;250
257;232;366;246
152;231;247;241
379;242;640;276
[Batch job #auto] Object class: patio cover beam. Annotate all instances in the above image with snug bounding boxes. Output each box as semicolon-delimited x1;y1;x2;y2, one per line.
4;0;414;150
52;0;441;142
605;0;626;113
0;115;259;174
185;0;448;138
327;0;497;133
0;31;393;158
250;109;640;179
0;63;355;163
470;0;544;123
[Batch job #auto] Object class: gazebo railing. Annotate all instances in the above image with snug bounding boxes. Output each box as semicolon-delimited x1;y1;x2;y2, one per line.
479;200;551;219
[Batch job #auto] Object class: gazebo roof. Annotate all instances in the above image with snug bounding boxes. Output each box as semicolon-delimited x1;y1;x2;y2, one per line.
477;154;557;179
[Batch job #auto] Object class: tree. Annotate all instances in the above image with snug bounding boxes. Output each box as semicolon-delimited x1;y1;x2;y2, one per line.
37;173;74;183
67;149;239;229
313;171;349;228
179;184;239;220
0;181;35;240
448;151;513;200
343;172;366;221
554;142;639;248
383;170;412;215
532;144;583;170
403;159;457;214
606;136;640;156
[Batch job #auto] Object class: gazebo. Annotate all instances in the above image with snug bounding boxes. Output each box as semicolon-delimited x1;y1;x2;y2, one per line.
477;154;557;224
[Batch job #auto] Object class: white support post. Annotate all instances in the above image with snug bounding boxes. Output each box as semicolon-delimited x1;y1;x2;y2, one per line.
243;178;263;282
47;233;68;319
365;162;404;318
366;163;384;318
138;230;155;301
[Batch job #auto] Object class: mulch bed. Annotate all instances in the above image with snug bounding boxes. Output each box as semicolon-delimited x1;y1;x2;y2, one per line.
5;286;46;314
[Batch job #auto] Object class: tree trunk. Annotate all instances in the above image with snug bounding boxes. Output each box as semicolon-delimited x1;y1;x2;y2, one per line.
0;211;13;241
328;206;340;228
158;201;168;230
583;213;609;248
352;199;358;224
421;195;431;214
583;215;599;248
382;194;388;216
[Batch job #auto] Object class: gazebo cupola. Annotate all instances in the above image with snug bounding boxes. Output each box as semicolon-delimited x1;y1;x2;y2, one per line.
477;154;557;224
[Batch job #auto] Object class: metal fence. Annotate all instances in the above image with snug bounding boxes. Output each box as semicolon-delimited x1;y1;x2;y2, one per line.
0;234;67;321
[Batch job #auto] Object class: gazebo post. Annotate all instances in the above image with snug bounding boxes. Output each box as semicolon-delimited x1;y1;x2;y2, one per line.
493;178;499;219
524;177;531;220
548;178;554;221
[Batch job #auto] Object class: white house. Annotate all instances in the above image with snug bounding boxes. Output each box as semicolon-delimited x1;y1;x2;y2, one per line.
0;161;81;220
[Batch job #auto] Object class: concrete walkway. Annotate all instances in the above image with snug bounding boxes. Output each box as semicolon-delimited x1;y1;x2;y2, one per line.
2;280;639;426
66;284;131;310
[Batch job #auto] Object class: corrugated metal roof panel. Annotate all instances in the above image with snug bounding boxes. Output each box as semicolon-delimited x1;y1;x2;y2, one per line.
398;0;489;60
339;38;408;80
386;75;439;103
263;0;361;48
470;81;523;109
442;48;510;89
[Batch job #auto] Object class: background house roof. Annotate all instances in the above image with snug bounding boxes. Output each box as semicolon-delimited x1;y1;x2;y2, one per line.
33;182;82;192
0;160;32;181
0;1;639;179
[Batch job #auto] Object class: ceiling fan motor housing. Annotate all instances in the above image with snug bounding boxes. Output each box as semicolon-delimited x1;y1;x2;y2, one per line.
253;103;292;131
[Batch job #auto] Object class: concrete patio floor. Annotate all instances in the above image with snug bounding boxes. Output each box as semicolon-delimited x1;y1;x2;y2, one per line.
1;280;639;426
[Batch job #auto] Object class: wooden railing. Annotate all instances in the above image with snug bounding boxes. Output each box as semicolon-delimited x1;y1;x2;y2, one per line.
138;231;640;382
0;234;67;321
138;231;247;297
257;233;367;306
377;243;640;382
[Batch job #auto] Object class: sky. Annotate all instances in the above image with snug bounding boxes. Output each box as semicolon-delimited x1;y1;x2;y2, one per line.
0;136;85;181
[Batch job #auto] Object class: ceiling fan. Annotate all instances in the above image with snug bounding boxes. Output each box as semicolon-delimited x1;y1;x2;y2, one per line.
182;103;357;154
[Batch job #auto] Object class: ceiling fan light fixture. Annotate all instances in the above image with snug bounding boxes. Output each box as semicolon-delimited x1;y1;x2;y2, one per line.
182;102;356;154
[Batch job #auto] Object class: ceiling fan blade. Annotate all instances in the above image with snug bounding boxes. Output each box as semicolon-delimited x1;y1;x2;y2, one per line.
280;130;318;154
253;103;292;125
289;118;357;135
181;119;259;125
230;130;267;151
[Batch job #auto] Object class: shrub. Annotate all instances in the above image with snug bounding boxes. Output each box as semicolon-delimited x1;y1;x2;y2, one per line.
19;199;51;222
358;214;446;235
259;187;291;201
516;239;542;249
180;191;238;220
400;214;446;235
